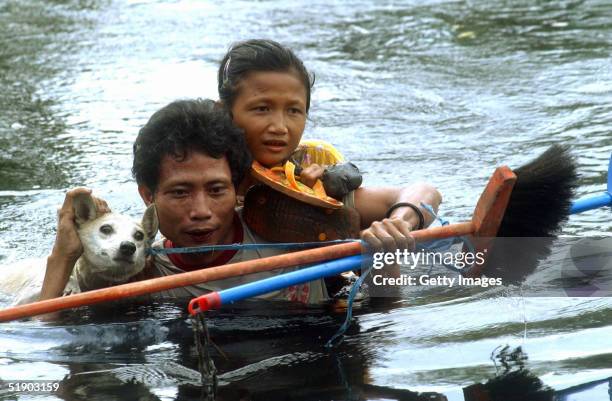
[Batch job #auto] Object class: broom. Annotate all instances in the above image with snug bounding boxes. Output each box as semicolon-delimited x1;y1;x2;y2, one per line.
188;146;579;312
483;144;578;282
0;145;577;322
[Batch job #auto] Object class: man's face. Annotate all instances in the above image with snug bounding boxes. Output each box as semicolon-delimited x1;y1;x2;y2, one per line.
139;151;236;259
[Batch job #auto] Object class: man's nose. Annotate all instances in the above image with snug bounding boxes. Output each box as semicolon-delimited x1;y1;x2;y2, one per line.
190;193;213;220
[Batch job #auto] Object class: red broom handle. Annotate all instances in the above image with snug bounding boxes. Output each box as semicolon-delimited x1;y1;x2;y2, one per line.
0;166;515;322
0;222;476;322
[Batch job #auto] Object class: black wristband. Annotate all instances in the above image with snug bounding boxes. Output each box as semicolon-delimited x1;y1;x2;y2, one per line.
385;202;425;230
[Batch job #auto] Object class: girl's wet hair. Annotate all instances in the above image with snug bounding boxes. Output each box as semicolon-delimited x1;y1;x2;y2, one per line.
218;39;314;112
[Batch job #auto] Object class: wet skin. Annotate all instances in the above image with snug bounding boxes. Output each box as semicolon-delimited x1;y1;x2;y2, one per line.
230;70;307;167
139;151;236;267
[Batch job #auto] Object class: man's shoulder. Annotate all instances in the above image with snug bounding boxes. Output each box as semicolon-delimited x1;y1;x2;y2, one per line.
236;208;269;245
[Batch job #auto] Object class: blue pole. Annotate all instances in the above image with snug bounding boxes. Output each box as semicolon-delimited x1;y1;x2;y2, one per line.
571;193;612;214
570;152;612;214
220;255;363;304
189;255;364;313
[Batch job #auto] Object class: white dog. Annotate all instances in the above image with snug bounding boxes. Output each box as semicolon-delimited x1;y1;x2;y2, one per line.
0;193;158;305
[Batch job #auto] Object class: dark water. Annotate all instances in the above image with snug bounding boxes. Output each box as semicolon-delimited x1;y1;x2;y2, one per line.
1;0;611;400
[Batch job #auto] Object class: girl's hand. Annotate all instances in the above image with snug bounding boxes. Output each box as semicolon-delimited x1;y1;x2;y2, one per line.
298;163;325;188
360;217;416;253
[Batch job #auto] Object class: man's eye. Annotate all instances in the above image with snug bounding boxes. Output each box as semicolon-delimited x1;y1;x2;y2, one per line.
210;186;227;195
288;107;303;114
172;190;188;196
253;106;269;112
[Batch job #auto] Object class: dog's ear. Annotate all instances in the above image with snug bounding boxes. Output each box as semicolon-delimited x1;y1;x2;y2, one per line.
142;204;159;240
73;193;98;226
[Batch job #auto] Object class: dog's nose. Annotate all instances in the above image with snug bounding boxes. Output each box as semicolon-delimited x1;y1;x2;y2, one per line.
119;241;136;256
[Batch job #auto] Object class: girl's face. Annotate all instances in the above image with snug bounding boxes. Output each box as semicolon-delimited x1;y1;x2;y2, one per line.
230;70;307;167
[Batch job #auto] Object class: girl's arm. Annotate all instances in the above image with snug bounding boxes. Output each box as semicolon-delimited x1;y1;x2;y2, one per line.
354;182;442;251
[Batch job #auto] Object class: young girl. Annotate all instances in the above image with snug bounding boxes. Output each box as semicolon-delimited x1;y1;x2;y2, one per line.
216;39;442;251
217;40;344;184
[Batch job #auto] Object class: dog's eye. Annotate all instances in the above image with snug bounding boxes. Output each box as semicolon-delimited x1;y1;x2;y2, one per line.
133;231;144;241
99;224;113;235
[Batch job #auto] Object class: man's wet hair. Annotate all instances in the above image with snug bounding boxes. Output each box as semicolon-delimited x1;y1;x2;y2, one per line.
217;39;314;112
132;98;251;192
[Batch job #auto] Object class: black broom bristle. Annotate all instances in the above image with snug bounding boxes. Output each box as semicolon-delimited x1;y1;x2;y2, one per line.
499;144;578;238
484;144;579;282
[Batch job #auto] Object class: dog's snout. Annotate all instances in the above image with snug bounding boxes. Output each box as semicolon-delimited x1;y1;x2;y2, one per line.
119;241;136;256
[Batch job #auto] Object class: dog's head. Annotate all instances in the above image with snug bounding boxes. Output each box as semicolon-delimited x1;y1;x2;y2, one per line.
73;193;158;283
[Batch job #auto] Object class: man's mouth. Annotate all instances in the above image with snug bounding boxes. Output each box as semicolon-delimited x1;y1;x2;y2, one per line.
186;228;216;243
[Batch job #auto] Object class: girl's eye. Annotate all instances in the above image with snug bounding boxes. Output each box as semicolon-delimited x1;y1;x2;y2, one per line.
100;224;113;235
252;106;269;112
288;107;304;115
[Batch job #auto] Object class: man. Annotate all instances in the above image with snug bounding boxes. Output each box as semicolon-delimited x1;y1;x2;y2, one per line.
131;99;331;301
41;99;441;303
